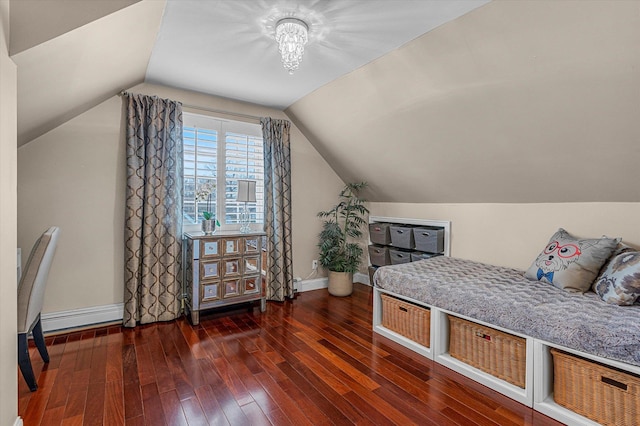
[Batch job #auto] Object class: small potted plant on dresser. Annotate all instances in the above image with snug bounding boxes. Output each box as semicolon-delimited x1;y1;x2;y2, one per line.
317;182;369;296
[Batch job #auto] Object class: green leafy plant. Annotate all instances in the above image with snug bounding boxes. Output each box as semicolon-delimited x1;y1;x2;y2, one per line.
317;182;369;273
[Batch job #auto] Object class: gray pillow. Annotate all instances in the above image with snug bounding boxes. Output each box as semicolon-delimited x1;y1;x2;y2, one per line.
524;228;619;293
593;251;640;305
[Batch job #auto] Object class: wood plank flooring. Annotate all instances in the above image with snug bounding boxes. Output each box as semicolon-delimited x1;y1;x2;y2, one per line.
19;283;563;425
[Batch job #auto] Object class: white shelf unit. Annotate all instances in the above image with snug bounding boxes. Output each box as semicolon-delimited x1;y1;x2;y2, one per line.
369;216;451;257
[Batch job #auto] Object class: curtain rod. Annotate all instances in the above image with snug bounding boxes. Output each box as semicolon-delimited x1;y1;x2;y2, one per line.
119;91;263;123
181;103;263;123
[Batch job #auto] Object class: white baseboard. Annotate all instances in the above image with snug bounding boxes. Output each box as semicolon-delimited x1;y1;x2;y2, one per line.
296;274;370;293
297;277;328;292
14;417;23;426
354;272;370;285
39;275;366;332
41;303;124;333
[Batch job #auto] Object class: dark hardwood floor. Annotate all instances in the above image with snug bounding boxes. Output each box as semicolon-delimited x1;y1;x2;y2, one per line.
19;283;563;425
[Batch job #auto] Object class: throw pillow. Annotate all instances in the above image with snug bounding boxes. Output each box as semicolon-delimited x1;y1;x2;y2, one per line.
593;251;640;305
524;228;619;292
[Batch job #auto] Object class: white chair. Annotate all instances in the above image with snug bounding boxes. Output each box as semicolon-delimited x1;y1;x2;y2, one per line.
17;227;60;391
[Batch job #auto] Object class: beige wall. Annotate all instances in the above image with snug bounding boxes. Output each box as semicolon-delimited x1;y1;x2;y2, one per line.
18;83;343;315
371;202;640;270
0;0;18;423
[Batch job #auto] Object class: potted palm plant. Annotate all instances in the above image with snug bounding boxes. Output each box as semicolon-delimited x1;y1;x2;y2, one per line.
317;182;369;296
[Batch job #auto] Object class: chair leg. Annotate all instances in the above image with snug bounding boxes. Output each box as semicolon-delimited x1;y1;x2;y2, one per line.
32;316;49;363
18;333;38;392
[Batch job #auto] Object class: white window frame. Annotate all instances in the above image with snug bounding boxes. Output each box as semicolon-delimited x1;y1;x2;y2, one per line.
182;112;264;233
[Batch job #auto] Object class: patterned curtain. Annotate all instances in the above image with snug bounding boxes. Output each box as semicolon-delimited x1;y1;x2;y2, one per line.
123;93;183;327
261;118;294;301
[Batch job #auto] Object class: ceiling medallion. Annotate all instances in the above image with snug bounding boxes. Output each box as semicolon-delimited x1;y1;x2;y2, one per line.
275;18;309;74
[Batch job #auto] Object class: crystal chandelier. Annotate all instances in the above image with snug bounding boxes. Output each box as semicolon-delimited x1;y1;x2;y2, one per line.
275;18;308;74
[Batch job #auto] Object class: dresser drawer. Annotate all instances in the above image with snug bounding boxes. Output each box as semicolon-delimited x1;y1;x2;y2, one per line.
200;239;221;258
222;238;242;256
200;260;220;281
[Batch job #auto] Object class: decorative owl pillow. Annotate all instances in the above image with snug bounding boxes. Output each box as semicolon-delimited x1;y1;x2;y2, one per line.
593;251;640;305
524;228;619;293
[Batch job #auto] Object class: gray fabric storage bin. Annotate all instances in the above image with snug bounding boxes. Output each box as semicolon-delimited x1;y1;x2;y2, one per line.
410;252;441;262
389;225;415;249
368;244;391;266
369;222;392;245
413;227;445;253
390;248;412;265
368;265;379;285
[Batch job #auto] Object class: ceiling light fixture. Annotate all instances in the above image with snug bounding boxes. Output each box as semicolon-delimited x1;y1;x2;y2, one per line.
275;18;308;75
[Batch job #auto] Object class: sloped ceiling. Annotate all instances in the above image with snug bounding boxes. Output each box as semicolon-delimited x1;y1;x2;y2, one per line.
9;0;140;55
10;0;640;203
287;0;640;203
11;0;164;145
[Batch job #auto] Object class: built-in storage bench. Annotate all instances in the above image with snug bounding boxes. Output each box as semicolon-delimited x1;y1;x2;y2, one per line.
373;289;535;406
372;255;640;426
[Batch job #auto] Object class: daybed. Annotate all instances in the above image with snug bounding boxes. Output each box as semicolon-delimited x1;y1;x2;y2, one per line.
372;255;640;426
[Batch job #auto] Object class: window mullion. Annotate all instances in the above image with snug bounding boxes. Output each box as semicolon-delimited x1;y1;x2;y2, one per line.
217;123;227;226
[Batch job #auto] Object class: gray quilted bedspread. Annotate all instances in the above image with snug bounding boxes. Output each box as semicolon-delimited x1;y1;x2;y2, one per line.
373;256;640;367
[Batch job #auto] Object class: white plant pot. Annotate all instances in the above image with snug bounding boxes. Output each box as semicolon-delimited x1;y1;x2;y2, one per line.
328;271;353;297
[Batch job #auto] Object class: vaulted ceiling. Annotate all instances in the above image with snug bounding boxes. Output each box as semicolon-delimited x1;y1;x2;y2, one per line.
9;0;640;203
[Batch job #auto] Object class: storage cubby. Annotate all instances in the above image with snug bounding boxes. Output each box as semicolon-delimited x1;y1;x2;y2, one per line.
367;216;450;280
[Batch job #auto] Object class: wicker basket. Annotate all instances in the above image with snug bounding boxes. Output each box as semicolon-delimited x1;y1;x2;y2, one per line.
551;349;640;426
381;294;430;347
448;316;526;388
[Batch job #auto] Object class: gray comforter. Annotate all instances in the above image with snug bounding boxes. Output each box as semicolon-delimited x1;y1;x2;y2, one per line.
374;256;640;367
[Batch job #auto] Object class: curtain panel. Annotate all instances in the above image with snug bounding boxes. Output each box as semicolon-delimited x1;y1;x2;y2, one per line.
261;118;294;301
123;93;184;327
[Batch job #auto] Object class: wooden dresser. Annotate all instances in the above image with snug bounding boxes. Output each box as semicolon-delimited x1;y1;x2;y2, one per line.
184;231;266;325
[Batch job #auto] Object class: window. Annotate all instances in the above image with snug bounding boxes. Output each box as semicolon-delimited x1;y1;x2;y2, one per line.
183;112;264;230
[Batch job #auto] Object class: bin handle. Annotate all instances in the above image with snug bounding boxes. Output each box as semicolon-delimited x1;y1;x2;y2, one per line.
399;306;408;312
601;376;628;391
422;232;430;236
396;230;404;234
475;331;492;342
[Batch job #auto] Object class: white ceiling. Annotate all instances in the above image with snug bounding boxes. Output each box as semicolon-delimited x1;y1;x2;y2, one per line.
146;0;490;109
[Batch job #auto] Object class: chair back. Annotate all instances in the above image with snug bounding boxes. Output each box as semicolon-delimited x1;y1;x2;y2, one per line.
17;227;60;334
